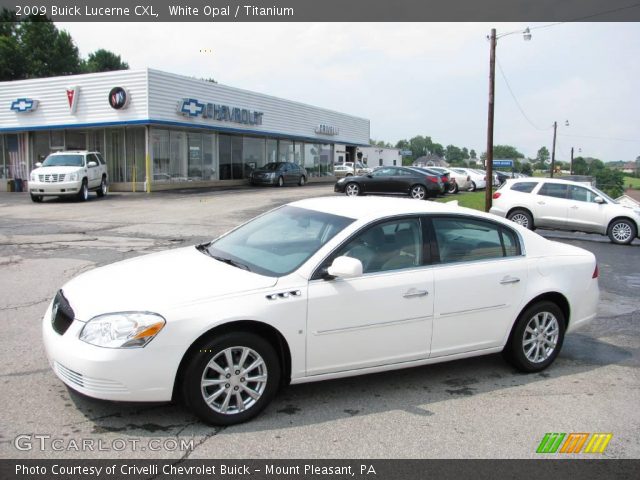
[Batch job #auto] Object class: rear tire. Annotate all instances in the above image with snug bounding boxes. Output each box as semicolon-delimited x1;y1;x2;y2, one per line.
607;218;636;245
507;209;534;230
447;183;459;194
504;301;566;373
182;332;280;426
96;177;108;197
468;181;477;192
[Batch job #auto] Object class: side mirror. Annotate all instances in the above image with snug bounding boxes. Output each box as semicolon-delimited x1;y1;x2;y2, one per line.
594;196;605;204
34;162;42;168
366;174;373;178
326;256;363;279
87;161;98;167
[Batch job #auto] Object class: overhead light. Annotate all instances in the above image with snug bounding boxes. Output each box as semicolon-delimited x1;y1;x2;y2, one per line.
523;27;532;41
565;120;570;126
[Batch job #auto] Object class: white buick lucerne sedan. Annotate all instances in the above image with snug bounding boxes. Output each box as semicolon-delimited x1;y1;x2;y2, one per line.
43;197;599;425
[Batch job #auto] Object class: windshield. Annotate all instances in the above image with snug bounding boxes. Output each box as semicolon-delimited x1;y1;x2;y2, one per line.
206;205;355;277
41;154;84;167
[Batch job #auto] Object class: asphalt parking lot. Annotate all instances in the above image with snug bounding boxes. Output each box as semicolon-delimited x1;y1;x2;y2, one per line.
0;184;638;459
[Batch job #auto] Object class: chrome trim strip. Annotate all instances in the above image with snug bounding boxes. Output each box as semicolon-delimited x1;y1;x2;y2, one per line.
314;315;431;335
440;304;507;317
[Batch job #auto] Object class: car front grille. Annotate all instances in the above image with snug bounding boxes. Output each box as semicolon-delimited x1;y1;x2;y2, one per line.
53;362;127;393
51;290;75;335
38;174;66;183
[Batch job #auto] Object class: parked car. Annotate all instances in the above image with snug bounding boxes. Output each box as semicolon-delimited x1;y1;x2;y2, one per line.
490;178;640;245
29;151;108;202
42;196;598;425
334;166;442;200
334;161;372;178
249;162;307;187
414;167;455;194
451;168;486;191
428;166;470;192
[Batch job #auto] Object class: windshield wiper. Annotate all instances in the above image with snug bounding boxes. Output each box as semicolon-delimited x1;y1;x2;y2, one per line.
212;255;251;271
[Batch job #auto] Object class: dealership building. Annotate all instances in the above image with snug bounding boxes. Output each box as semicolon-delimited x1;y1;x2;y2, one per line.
0;69;370;191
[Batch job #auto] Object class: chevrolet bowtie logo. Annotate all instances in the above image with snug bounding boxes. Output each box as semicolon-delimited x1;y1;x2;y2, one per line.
179;98;205;117
10;98;38;113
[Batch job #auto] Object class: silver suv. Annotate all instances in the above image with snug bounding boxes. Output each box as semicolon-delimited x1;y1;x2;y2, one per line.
490;178;640;245
29;151;108;203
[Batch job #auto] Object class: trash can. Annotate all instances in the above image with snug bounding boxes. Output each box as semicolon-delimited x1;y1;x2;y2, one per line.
7;180;15;192
14;179;23;192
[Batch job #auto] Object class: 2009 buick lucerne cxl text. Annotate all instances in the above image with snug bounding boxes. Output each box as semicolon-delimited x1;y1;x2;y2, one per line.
43;197;599;425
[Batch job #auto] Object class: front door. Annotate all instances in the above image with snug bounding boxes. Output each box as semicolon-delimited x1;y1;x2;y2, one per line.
306;217;433;375
566;184;607;233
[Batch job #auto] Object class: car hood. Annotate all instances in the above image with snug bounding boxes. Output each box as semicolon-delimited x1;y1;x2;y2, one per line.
61;246;278;321
32;166;83;175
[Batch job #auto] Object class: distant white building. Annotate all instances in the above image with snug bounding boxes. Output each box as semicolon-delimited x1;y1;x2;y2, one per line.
356;146;402;167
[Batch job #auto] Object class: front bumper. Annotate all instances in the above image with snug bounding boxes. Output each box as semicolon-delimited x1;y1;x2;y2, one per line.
30;180;81;196
250;175;277;185
42;302;178;402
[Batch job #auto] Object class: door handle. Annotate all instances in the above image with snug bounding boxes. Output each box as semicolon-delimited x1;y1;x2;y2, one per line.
537;201;545;205
403;288;428;298
570;205;579;209
500;276;520;285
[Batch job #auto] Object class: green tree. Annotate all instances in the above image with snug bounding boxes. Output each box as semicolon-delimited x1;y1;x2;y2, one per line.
595;168;624;198
521;163;533;176
536;146;550;163
493;145;524;159
0;8;24;80
445;145;465;165
572;157;588;175
469;149;477;159
81;48;128;73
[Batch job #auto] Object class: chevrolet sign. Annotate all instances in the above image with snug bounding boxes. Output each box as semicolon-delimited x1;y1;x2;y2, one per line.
177;98;263;125
10;98;39;113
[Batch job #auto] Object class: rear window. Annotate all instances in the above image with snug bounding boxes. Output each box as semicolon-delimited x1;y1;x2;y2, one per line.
510;181;538;193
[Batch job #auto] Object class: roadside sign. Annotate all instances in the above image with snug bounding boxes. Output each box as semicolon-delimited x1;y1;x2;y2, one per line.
493;159;514;167
400;150;412;156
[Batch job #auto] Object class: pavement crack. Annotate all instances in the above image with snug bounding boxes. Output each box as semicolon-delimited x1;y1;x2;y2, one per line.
0;297;50;311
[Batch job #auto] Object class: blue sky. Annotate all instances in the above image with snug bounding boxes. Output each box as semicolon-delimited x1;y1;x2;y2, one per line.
58;22;640;162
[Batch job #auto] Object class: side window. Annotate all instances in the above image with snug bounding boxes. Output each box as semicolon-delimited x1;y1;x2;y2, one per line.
538;183;568;199
95;153;106;165
331;218;423;274
568;185;594;202
87;154;99;167
373;167;393;177
432;217;520;264
510;181;538;193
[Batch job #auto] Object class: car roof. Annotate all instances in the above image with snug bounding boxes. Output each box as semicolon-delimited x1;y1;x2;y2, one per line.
48;150;95;155
506;177;590;188
289;196;498;222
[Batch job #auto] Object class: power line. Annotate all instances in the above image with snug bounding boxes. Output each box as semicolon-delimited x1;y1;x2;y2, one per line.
558;133;640;143
496;59;552;132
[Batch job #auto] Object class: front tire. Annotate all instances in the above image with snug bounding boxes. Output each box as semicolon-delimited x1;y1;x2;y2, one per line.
298;175;306;186
277;176;284;187
345;182;360;196
608;219;636;245
77;180;89;202
30;193;43;203
447;183;459;194
507;209;534;230
96;177;108;197
468;181;477;192
410;184;427;200
182;332;280;426
504;301;565;373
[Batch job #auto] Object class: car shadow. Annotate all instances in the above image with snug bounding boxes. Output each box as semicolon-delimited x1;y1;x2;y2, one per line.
64;331;634;441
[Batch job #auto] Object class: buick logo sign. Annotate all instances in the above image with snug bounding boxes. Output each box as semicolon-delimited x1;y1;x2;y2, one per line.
109;87;130;110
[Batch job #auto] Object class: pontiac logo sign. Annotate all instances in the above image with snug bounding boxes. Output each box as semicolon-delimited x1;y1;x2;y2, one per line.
177;98;264;125
10;98;38;113
66;86;80;114
108;87;130;110
315;124;339;136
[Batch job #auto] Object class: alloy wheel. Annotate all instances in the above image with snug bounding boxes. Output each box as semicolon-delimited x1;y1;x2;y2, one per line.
410;185;426;200
200;346;268;415
522;312;559;363
611;222;632;243
510;213;529;228
345;183;359;196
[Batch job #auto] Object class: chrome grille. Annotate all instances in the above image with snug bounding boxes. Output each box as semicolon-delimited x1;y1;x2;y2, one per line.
38;173;66;183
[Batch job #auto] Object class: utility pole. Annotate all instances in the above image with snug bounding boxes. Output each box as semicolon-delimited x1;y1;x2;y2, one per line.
550;120;557;178
570;147;574;175
485;28;497;212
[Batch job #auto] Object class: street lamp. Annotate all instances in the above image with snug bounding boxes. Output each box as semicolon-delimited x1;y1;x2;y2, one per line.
485;27;532;212
550;120;569;178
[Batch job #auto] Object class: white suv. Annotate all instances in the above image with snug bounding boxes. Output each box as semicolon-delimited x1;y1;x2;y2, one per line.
490;178;640;245
29;151;108;203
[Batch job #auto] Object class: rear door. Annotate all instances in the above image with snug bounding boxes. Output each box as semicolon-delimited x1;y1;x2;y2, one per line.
533;182;569;229
429;216;527;356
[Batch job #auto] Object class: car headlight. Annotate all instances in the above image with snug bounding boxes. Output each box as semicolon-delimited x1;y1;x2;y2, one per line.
68;172;79;181
337;177;347;183
79;312;166;348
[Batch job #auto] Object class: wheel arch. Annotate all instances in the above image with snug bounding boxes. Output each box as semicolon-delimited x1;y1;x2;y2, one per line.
505;291;571;346
607;216;638;235
172;320;292;401
507;206;534;224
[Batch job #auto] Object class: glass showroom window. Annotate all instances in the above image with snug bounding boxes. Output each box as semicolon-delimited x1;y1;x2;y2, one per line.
319;143;333;176
294;141;303;166
304;143;321;177
266;139;278;164
151;129;170;182
187;132;203;180
106;129;126;182
32;131;50;165
243;137;265;176
202;133;216;180
170;131;187;179
279;140;293;163
126;128;146;183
